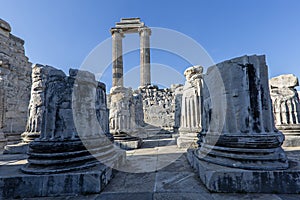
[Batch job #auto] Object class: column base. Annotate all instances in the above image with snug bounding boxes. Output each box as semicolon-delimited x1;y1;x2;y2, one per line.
187;149;300;193
0;164;115;198
3;142;29;154
177;128;200;149
22;135;124;174
113;131;143;150
277;124;300;147
3;131;41;154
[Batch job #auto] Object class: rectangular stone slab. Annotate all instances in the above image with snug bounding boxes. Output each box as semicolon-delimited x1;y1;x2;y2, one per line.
0;164;113;198
187;149;300;193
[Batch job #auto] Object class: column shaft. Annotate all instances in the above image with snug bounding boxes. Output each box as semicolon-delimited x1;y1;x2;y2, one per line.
140;28;151;87
111;29;124;87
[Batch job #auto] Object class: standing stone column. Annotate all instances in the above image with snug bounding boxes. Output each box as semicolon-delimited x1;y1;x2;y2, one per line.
177;66;203;148
22;68;123;174
111;28;124;87
187;55;290;193
139;27;151;87
270;74;300;147
173;84;184;134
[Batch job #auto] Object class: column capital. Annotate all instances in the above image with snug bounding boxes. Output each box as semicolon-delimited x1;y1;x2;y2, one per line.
110;28;124;37
138;27;151;36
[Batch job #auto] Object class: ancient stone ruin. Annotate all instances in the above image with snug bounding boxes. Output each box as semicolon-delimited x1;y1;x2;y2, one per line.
177;65;203;148
4;64;51;153
22;67;124;173
111;18;151;88
2;17;300;198
270;74;300;147
0;18;32;150
109;86;143;149
187;55;299;193
1;65;125;198
109;18;183;141
138;84;183;135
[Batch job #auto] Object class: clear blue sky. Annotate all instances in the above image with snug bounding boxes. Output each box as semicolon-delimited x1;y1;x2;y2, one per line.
1;0;300;90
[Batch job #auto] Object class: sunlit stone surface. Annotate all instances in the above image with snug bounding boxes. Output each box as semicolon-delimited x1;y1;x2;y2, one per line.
270;74;300;147
177;65;203;148
0;18;31;149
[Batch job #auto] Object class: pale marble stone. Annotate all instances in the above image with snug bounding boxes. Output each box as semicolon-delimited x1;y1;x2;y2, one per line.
109;86;143;149
270;74;298;88
270;74;300;147
177;65;203;148
138;84;182;134
111;18;151;88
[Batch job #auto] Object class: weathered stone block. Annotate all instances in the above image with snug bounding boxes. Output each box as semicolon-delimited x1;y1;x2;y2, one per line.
0;165;114;198
188;149;300;193
0;18;32;148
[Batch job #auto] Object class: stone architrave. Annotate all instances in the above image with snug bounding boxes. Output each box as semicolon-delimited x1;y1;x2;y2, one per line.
0;18;32;147
109;86;142;150
22;67;124;174
188;55;293;193
177;66;203;148
270;74;300;147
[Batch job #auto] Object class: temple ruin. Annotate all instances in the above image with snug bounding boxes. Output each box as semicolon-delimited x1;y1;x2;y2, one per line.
1;17;300;198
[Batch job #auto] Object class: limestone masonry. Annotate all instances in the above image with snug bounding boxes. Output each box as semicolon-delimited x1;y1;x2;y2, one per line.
0;18;32;150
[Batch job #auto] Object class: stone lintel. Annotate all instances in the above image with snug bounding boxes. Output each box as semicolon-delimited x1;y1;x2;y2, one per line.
187;149;300;193
120;17;141;23
113;18;147;34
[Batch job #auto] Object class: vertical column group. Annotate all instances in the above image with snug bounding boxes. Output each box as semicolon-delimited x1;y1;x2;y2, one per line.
111;26;151;88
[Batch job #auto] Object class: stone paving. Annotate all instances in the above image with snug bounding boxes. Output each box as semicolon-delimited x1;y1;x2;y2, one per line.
1;138;300;199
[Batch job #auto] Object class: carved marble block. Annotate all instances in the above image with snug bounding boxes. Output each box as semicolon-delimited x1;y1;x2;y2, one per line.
177;65;203;148
22;67;119;174
109;86;142;150
270;74;300;147
3;64;55;154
